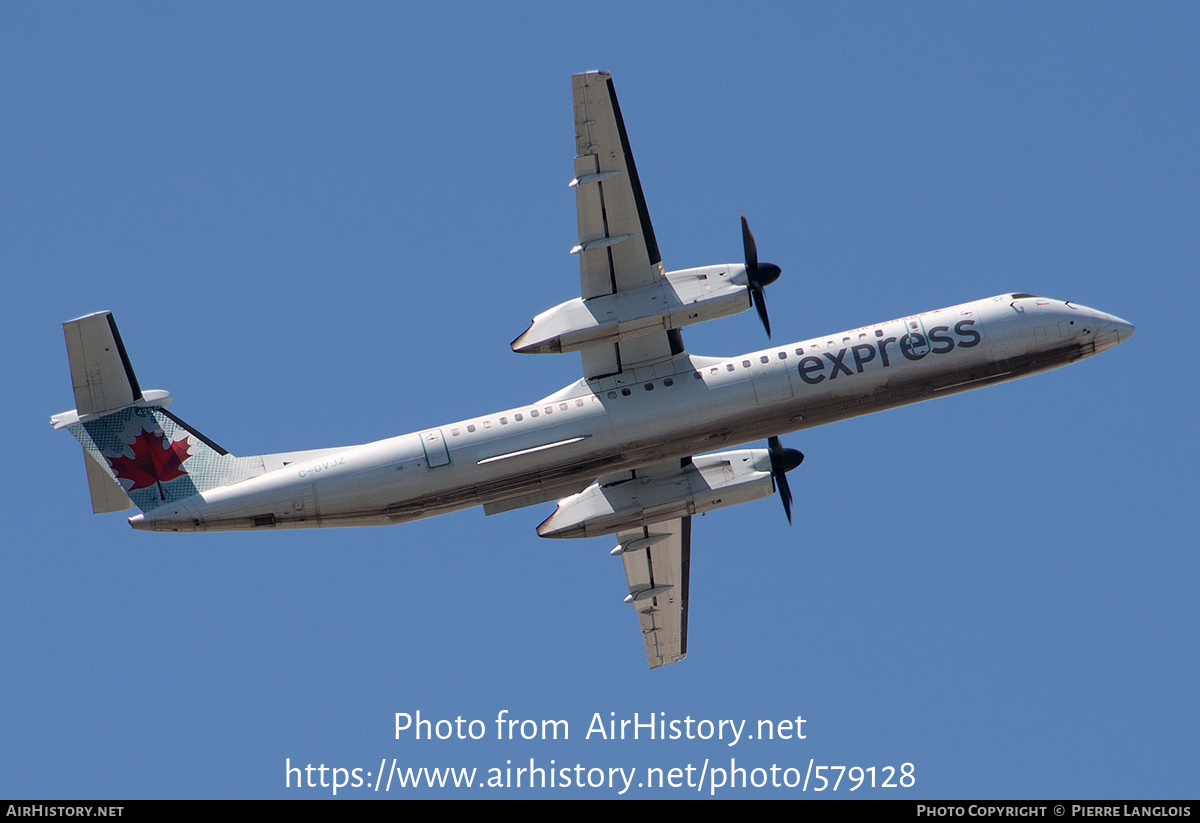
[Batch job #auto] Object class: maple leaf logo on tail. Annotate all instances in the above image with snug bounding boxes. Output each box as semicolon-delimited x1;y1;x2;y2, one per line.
108;428;193;501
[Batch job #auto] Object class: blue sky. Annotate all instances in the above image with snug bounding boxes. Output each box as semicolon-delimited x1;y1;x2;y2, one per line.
3;3;1196;799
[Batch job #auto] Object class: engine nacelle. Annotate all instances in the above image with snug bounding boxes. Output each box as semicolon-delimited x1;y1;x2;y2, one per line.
511;265;750;354
536;449;775;539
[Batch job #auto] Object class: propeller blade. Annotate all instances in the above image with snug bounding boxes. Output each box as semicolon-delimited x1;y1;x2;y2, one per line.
741;213;759;273
741;214;782;338
752;283;771;338
767;436;804;525
777;470;793;524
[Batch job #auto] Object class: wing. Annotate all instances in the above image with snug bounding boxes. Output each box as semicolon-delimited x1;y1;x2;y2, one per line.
618;515;690;669
571;71;683;380
570;75;691;668
602;458;692;669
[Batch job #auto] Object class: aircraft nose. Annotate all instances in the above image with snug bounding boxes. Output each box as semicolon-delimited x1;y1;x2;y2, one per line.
1064;302;1133;352
1098;311;1135;345
1088;309;1134;352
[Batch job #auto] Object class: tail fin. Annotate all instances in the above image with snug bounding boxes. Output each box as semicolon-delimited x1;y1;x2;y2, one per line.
52;312;267;514
62;310;144;418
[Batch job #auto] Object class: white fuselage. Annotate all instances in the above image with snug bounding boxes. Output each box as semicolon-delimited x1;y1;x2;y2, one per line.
130;294;1133;533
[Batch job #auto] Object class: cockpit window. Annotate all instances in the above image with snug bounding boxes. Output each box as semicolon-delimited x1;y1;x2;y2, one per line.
1010;293;1037;299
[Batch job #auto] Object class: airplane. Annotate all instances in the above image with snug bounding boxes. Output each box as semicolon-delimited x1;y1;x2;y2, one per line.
52;71;1134;669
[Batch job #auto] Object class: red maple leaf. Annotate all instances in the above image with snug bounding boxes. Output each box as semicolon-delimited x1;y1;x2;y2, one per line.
108;428;192;501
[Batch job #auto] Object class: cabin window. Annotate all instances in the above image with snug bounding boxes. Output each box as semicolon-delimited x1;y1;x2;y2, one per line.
608;391;617;399
875;329;883;337
726;363;735;372
760;355;769;364
483;420;492;429
621;387;631;396
742;360;751;368
560;403;569;411
645;383;654;390
777;352;786;360
499;417;508;425
530;409;538;418
451;428;460;436
663;377;674;387
467;424;476;433
575;399;583;407
514;413;523;421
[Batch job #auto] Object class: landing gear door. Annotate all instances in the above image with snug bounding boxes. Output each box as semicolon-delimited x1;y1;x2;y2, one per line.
420;429;451;468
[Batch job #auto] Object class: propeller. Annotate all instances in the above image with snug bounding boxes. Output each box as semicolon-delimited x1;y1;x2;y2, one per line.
767;435;804;524
741;213;782;338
